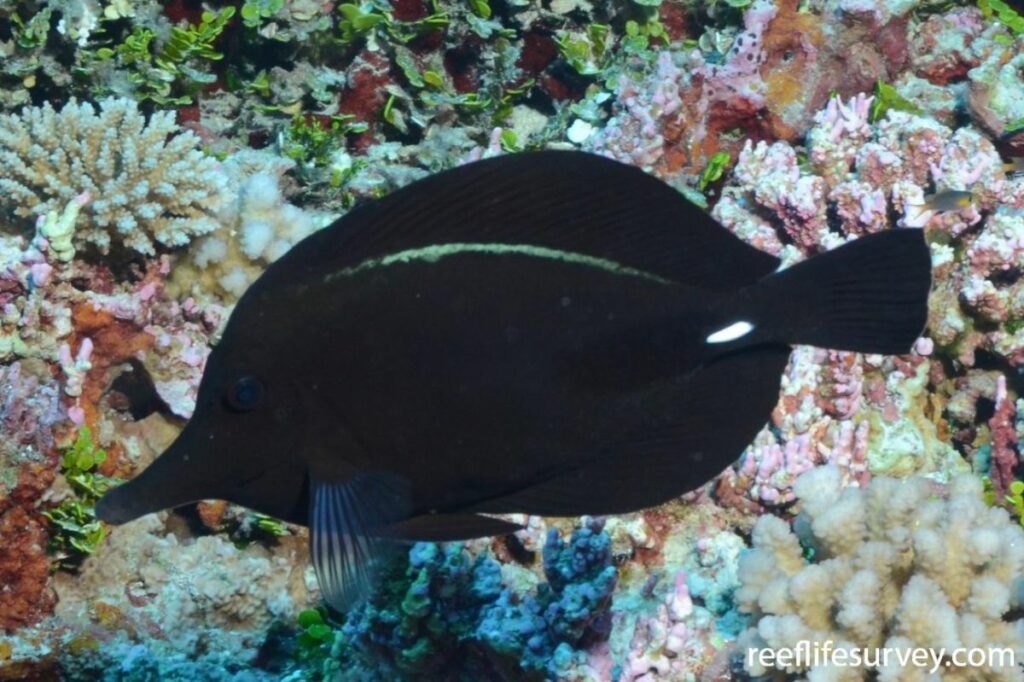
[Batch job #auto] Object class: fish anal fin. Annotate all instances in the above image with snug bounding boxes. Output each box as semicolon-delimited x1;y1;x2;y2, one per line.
466;454;688;517
380;513;524;542
468;344;793;517
309;472;410;613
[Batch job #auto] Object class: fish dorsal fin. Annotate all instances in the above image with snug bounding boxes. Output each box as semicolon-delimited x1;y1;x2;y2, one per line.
380;513;524;542
465;344;793;517
309;473;410;613
276;151;779;291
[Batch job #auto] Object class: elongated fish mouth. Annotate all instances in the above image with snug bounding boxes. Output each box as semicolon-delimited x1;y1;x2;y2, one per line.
95;468;207;526
94;427;211;525
324;242;673;284
94;483;137;524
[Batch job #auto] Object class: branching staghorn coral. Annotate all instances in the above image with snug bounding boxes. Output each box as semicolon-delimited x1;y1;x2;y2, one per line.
0;97;228;255
737;465;1024;681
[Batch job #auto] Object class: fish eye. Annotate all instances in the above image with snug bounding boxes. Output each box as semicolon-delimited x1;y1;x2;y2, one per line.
224;375;264;412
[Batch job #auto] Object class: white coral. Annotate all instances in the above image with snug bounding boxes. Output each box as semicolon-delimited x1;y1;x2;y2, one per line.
738;466;1024;681
0;98;228;255
170;152;335;301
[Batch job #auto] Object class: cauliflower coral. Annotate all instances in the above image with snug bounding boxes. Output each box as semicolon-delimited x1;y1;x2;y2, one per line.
0;97;228;255
737;465;1024;681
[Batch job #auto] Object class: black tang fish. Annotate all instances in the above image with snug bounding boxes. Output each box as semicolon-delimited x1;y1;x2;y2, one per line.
96;150;932;610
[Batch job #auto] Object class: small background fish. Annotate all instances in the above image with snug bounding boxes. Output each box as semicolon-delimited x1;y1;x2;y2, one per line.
920;189;974;213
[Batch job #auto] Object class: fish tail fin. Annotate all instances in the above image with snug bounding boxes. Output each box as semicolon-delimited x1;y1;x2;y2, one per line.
748;229;931;354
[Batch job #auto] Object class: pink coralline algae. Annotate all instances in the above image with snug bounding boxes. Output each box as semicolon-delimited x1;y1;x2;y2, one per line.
718;346;873;510
929;204;1024;367
719;102;1010;259
53;256;225;424
716;96;1024;373
592;512;747;681
584;2;781;173
619;570;696;680
988;375;1019;500
730;140;831;253
586;51;691;170
0;222;224;630
706;89;1024;509
734;432;817;506
967;34;1024;141
142;293;224;420
0;361;64;473
807;93;876;187
909;8;994;85
586;0;957;176
698;2;777;110
0;360;64;630
818;350;864;420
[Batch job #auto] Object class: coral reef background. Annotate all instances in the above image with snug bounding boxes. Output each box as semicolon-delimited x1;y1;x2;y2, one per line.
0;0;1023;680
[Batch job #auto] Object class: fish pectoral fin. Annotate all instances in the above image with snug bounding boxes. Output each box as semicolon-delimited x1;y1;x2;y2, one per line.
378;513;524;542
309;472;410;613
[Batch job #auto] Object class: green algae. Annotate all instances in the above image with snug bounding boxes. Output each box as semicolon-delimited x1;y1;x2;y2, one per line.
43;427;116;570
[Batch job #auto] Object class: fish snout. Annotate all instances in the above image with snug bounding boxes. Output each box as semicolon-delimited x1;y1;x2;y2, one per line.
94;485;136;525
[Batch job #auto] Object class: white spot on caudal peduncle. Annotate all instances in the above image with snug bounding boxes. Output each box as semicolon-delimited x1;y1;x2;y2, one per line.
706;321;754;344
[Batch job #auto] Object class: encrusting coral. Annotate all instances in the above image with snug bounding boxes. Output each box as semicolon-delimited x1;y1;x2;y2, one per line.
0;359;64;631
0;97;227;255
51;512;310;680
737;465;1024;681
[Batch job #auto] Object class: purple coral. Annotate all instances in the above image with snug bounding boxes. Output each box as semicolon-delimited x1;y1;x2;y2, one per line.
476;517;617;678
